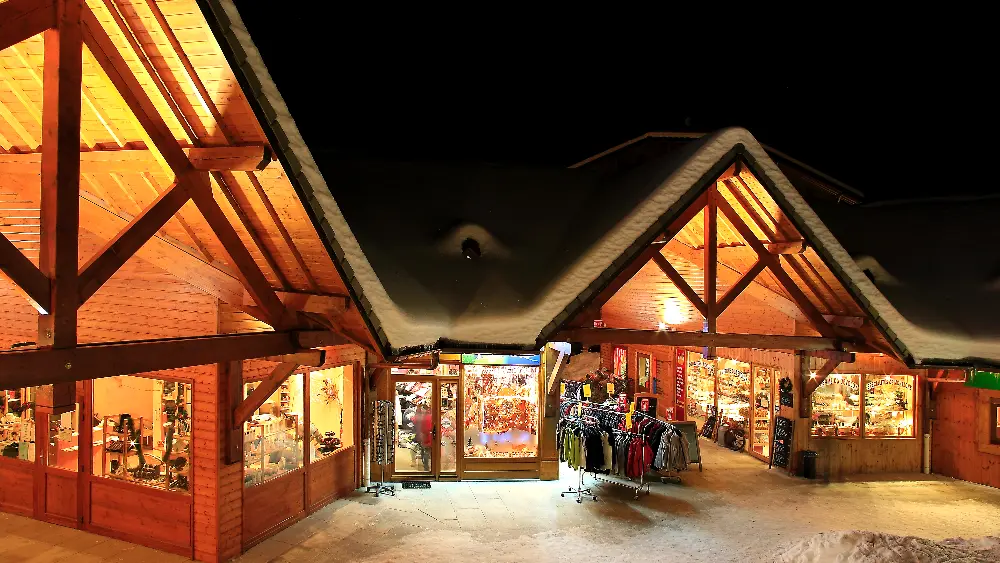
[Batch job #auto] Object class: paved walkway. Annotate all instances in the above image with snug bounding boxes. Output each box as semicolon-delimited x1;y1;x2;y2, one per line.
3;441;1000;562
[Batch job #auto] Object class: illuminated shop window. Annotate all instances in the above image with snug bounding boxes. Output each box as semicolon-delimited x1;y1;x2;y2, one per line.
47;405;79;471
685;352;715;424
93;376;193;492
463;365;538;458
716;359;751;430
309;366;354;462
863;375;914;437
810;374;862;438
244;374;304;487
1;387;36;462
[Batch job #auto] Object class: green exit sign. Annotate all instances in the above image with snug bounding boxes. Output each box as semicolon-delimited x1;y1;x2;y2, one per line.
967;370;1000;391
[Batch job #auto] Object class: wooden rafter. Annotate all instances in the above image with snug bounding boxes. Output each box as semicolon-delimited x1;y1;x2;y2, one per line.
190;178;288;328
245;172;318;291
716;259;766;315
803;357;842;398
554;327;868;353
0;233;50;313
0;330;347;390
77;177;191;304
233;362;299;426
0;146;271;174
0;0;54;52
715;187;837;338
38;0;83;349
215;172;290;290
651;253;707;318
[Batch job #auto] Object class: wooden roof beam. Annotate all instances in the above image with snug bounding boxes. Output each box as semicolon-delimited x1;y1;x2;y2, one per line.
651;253;707;318
0;330;347;390
0;146;271;174
0;233;50;313
715;189;838;338
77;177;191;304
0;0;54;51
553;327;871;353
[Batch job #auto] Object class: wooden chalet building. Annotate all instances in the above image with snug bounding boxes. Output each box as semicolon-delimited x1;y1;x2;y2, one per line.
2;1;999;562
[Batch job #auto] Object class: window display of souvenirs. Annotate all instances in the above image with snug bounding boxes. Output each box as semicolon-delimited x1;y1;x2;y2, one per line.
864;375;914;437
463;365;538;458
810;374;862;437
716;359;751;431
1;388;35;462
685;352;715;424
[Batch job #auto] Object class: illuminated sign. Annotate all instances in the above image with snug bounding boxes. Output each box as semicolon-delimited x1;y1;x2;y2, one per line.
613;346;627;377
865;376;913;392
674;348;686;422
460;354;540;366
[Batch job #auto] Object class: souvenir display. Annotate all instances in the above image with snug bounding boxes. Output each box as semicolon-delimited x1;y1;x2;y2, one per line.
810;374;862;437
243;375;303;487
864;375;914;437
309;366;353;462
1;388;34;462
93;376;192;492
464;365;539;458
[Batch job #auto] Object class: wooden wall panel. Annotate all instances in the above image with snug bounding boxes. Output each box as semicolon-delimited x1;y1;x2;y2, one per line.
44;472;78;521
932;384;1000;489
242;470;304;546
806;437;921;479
0;460;34;516
191;363;220;562
89;479;193;554
307;446;355;511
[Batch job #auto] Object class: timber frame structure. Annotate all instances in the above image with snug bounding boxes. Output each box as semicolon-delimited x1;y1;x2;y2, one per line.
1;1;379;560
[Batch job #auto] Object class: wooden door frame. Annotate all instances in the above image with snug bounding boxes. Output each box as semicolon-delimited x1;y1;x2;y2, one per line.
748;363;777;463
389;376;437;480
435;378;460;480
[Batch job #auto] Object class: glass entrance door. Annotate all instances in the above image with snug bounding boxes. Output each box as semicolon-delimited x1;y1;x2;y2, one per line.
393;379;458;479
393;380;434;476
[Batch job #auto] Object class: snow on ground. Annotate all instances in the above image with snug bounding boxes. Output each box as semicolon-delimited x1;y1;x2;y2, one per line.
775;531;1000;562
226;441;1000;563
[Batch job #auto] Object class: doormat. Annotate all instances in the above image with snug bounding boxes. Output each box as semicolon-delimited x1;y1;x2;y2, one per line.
402;481;431;489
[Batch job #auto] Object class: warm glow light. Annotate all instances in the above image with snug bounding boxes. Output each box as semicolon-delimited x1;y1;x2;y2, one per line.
809;372;817;379
657;322;667;331
662;299;686;326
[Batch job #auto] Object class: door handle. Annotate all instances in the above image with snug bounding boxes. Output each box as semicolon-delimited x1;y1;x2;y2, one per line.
431;425;437;437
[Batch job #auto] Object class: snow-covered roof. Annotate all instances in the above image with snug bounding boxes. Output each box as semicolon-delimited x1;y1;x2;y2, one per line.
204;1;1000;367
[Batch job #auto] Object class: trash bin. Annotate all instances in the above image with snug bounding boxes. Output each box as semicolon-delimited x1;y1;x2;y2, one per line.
801;450;818;479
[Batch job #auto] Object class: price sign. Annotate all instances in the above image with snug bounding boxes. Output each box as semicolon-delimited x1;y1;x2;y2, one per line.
560;383;566;395
582;384;592;398
674;348;687;422
607;382;615;394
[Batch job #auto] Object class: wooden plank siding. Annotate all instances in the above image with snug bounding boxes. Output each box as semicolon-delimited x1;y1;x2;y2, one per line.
932;384;1000;489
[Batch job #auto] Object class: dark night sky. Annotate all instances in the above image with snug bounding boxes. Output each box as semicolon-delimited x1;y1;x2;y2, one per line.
237;10;991;203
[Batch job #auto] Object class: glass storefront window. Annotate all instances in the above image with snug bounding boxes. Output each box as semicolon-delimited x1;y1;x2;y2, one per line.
685;352;715;425
864;375;914;437
991;399;1000;445
1;387;35;462
47;405;79;471
463;365;538;458
308;366;353;462
93;376;193;492
810;374;861;438
637;354;651;392
717;359;751;431
244;374;304;487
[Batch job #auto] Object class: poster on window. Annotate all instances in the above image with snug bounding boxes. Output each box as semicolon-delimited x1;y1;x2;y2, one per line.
674;349;686;421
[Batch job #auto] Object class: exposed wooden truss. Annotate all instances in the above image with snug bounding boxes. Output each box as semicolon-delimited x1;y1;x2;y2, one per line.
0;330;346;390
233;361;299;426
0;146;271;174
563;158;891;357
0;1;381;389
0;0;54;52
554;327;872;353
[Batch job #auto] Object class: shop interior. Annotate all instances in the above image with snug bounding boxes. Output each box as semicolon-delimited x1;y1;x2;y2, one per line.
243;365;355;488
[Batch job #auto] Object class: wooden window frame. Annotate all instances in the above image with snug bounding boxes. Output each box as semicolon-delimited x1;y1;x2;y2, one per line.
976;390;1000;456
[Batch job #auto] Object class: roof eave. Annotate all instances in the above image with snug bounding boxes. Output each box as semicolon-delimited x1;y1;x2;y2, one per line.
197;0;391;359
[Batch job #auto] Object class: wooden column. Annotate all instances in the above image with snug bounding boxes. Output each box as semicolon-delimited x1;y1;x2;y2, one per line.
38;0;83;413
702;189;718;359
221;360;243;465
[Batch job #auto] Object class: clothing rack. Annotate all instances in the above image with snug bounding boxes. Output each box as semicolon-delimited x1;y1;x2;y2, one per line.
634;411;683;484
559;413;598;503
590;427;651;499
366;400;395;497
